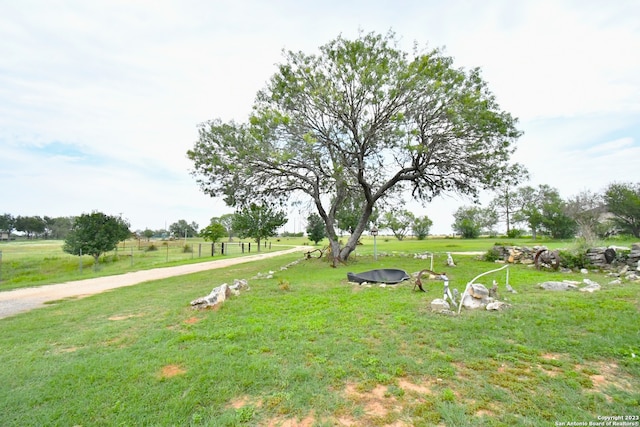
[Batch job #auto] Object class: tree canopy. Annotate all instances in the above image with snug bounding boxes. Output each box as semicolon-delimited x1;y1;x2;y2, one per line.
200;222;227;243
232;203;287;251
604;182;640;238
305;213;326;245
380;209;415;241
169;220;199;238
188;31;522;264
412;215;433;240
63;212;131;270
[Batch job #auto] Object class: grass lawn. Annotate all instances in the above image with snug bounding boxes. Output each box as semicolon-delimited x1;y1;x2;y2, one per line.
2;234;629;291
0;248;638;426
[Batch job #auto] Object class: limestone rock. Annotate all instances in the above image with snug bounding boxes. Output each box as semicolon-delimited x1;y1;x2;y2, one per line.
486;301;511;311
469;283;489;299
580;283;601;293
431;298;450;311
191;283;231;309
461;294;484;309
539;281;579;291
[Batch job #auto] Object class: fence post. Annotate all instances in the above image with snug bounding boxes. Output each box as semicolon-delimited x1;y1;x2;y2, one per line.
198;243;202;258
248;242;251;253
221;242;225;255
242;243;244;253
79;248;83;272
211;243;214;257
130;247;133;267
0;250;2;282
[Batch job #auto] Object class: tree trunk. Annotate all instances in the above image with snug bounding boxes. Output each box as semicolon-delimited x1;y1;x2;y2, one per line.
327;205;374;266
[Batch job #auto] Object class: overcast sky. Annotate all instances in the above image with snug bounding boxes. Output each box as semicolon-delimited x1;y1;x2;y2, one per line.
1;0;638;235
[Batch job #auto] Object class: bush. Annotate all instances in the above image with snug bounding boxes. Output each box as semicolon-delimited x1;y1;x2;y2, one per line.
146;244;158;252
483;247;502;262
558;250;590;270
183;244;192;253
506;229;524;238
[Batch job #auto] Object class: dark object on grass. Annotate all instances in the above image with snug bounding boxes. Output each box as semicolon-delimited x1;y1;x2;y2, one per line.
413;268;447;292
347;269;410;284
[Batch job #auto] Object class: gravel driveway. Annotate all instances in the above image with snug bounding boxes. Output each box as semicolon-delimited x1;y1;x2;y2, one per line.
0;247;305;319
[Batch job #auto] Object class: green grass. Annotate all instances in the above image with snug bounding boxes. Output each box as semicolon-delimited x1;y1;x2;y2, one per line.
0;249;638;426
0;238;291;291
4;234;635;291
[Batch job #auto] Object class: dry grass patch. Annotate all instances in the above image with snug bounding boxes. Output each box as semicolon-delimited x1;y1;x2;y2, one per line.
579;360;635;393
159;364;186;378
265;414;315;427
108;313;144;321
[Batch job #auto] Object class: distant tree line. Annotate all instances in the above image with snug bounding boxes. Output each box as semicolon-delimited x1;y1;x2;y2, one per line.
0;214;75;239
4;181;637;246
452;181;640;239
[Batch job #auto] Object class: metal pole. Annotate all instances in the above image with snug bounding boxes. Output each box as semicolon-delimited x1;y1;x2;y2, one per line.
373;235;377;261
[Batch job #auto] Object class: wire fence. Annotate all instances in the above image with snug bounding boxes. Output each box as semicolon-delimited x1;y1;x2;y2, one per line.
0;239;277;285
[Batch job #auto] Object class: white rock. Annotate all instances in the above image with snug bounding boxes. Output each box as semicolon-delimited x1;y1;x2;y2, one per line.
579;283;601;293
486;301;511;311
431;298;450;311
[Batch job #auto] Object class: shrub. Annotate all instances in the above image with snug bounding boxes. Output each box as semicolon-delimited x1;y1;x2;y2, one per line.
506;228;524;238
483;247;502;262
146;244;158;252
183;244;192;253
558;250;590;270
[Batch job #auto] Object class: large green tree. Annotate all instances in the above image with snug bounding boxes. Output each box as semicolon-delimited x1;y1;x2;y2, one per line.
565;190;606;240
604;182;640;238
232;203;287;251
188;31;522;265
488;163;529;234
200;222;227;243
0;213;14;234
539;195;577;239
14;215;46;239
412;215;433;240
210;214;236;241
169;220;199;239
514;185;557;239
452;206;496;238
306;213;326;244
63;212;131;271
380;209;415;241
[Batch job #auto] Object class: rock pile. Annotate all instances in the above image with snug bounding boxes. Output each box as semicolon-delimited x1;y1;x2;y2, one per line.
493;243;640;276
431;282;511;313
491;245;543;264
460;282;511;311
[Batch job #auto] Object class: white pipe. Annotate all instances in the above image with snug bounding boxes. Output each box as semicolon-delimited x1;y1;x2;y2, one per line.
457;264;509;315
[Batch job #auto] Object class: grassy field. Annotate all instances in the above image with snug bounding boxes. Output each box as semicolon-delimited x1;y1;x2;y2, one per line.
1;234;628;291
0;241;638;426
0;238;288;291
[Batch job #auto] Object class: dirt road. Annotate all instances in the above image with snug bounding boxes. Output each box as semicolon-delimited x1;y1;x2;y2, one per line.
0;247;305;320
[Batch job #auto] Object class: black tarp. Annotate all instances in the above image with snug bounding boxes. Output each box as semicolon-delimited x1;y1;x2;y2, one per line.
347;269;410;284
